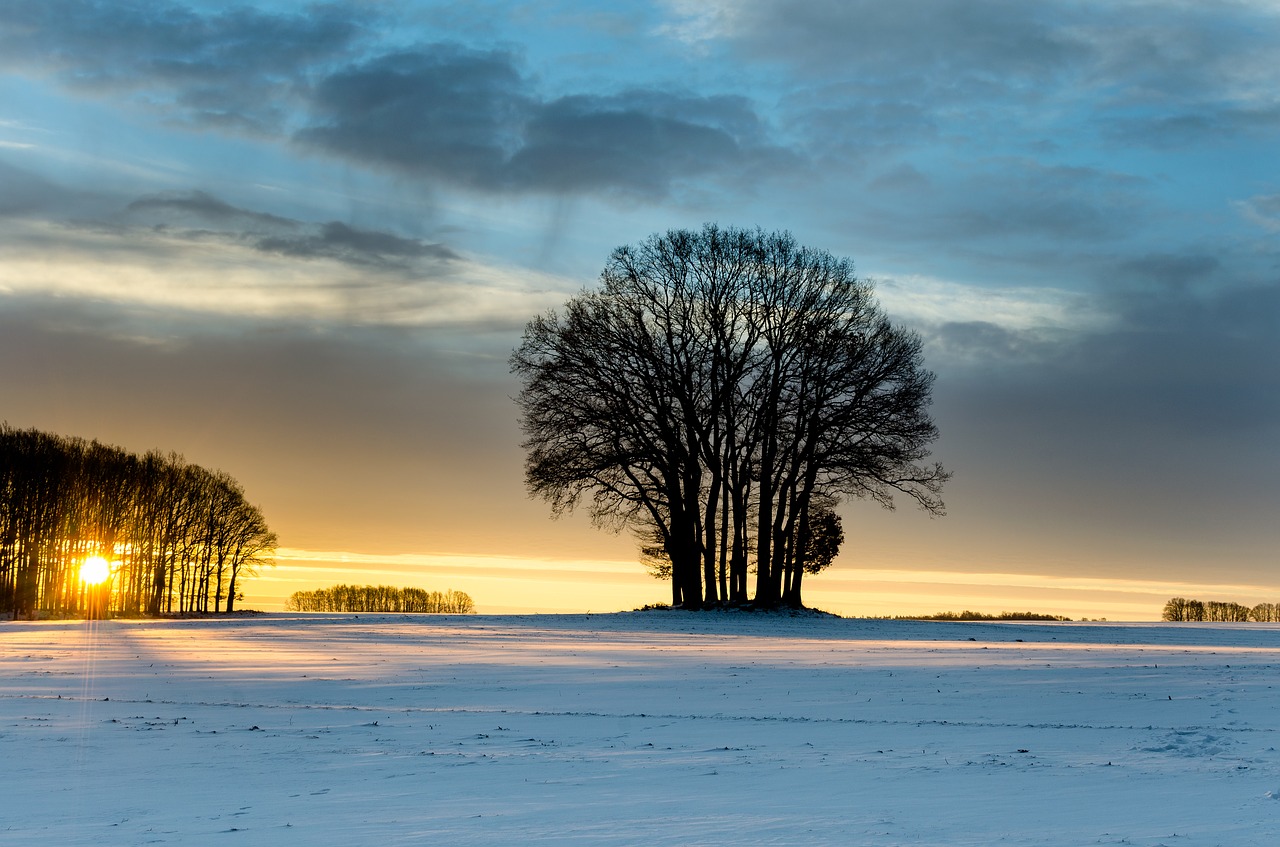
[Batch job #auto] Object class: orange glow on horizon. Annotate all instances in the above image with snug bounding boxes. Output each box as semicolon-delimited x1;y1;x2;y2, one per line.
235;547;1280;621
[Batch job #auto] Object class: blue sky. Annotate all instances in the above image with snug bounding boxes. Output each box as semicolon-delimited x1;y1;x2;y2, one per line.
1;1;1277;616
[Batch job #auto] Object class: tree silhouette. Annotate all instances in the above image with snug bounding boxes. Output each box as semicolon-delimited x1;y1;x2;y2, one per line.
0;425;276;619
512;225;947;609
285;585;475;613
1162;597;1190;621
1163;597;1269;622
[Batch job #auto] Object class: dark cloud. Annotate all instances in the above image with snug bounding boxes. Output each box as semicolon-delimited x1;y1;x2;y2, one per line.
795;97;939;159
295;46;528;188
722;0;1280;98
121;189;456;268
935;263;1280;440
256;221;458;267
2;2;796;201
720;0;1280;154
926;273;1280;560
925;320;1059;365
720;1;1089;97
1106;105;1280;148
867;163;932;194
127;190;297;230
860;159;1146;250
0;175;462;285
0;1;366;134
297;48;796;199
1102;252;1280;347
505;92;795;198
1115;253;1220;294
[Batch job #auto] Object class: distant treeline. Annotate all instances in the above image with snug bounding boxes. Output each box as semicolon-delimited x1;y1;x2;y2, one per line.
1162;597;1279;622
1;425;276;619
887;611;1072;622
286;584;475;614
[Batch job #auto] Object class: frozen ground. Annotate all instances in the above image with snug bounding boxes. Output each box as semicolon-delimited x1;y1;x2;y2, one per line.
2;613;1279;846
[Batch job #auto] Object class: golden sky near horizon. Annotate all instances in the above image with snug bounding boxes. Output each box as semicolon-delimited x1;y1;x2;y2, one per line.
242;547;1280;621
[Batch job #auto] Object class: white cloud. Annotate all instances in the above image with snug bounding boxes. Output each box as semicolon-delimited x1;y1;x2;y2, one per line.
0;219;574;330
1236;193;1280;233
654;0;736;46
875;273;1111;334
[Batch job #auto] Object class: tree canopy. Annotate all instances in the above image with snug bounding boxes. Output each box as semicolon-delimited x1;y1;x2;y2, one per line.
511;225;947;609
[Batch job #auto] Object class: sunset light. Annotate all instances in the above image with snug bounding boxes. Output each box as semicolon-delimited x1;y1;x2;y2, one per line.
79;555;110;586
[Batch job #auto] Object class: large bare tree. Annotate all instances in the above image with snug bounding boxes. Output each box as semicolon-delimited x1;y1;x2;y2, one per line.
512;225;948;609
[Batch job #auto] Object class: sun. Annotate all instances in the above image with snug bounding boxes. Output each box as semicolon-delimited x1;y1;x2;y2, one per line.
80;555;111;585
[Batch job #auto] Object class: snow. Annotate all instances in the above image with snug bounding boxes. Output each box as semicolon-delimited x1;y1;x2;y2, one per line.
3;612;1279;845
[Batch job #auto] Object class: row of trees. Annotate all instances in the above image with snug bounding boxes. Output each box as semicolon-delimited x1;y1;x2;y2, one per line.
512;226;947;610
1;425;276;619
1162;597;1280;622
286;584;475;614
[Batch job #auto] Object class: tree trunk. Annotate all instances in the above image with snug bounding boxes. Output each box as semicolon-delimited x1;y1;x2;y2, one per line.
225;565;237;613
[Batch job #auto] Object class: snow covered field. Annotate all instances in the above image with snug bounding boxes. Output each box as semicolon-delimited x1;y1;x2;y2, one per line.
3;613;1279;846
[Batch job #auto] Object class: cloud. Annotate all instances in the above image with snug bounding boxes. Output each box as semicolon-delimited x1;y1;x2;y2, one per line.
672;0;1090;97
690;0;1280;98
297;47;796;199
1106;105;1280;148
127;189;298;230
1237;193;1280;233
0;200;565;331
877;239;1279;476
256;222;459;266
0;1;365;134
1;3;795;202
673;0;1280;156
919;278;1280;587
504;91;796;198
872;272;1113;377
295;46;528;188
858;158;1148;254
935;272;1280;468
877;273;1106;333
1114;253;1221;295
122;189;457;269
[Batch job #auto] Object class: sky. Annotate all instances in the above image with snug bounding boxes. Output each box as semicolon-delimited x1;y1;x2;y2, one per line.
1;0;1277;619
